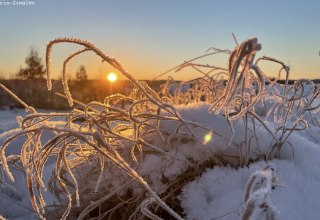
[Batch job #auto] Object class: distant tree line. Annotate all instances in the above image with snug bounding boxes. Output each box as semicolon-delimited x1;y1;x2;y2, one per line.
0;48;109;109
0;78;135;110
0;47;166;109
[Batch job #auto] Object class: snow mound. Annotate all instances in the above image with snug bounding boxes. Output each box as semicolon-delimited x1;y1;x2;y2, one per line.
181;130;320;220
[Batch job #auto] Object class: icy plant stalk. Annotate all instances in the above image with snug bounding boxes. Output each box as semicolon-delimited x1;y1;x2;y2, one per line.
141;197;163;220
242;164;279;220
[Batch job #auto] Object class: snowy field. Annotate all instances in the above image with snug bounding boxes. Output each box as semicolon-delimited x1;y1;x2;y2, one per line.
0;102;320;219
0;109;28;133
0;109;38;219
0;109;67;219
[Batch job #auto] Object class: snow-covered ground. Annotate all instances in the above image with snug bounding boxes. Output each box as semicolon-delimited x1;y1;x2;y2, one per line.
181;151;320;220
0;109;66;219
0;109;27;133
0;101;320;219
0;109;33;219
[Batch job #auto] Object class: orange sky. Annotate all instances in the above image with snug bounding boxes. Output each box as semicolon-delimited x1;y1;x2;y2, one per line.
0;0;319;81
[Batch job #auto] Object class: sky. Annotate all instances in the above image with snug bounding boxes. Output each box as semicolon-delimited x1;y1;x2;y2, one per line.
0;0;319;80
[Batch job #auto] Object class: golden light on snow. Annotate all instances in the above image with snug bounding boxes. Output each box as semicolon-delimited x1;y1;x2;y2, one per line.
107;72;118;82
203;131;213;145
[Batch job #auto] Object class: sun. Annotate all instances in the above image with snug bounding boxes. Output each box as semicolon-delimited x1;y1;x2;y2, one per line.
107;72;118;82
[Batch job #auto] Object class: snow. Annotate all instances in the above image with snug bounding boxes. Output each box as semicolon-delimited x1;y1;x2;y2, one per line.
0;109;33;219
0;109;66;219
181;158;320;220
0;97;320;219
153;101;319;219
0;109;27;133
181;119;320;220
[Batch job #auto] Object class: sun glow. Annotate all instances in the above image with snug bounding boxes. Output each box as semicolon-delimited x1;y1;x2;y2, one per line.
107;72;118;82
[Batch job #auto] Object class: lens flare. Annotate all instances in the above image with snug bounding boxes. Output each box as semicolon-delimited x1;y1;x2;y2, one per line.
203;131;213;145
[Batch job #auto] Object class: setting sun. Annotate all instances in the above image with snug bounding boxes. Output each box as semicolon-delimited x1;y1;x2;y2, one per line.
107;72;118;82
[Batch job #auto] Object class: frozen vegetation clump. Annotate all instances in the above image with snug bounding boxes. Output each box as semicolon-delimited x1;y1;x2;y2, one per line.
0;36;319;219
